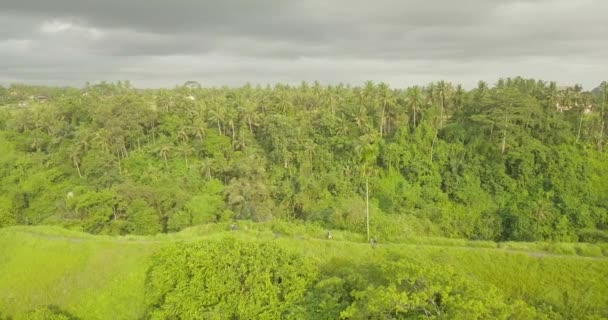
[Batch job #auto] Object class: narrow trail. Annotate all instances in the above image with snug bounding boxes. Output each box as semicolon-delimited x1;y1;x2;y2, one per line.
11;228;608;261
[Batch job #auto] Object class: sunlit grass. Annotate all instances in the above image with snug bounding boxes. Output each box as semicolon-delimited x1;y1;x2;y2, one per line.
1;223;607;318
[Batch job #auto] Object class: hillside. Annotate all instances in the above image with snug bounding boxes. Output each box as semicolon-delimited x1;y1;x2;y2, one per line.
1;223;607;319
1;79;608;244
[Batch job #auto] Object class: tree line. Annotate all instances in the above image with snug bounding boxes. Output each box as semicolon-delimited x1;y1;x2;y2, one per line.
0;78;607;242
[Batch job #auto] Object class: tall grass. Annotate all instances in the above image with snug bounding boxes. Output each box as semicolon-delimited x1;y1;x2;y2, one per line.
1;223;607;319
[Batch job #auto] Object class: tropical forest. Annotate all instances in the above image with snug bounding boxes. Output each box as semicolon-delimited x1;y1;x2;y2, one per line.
0;78;607;319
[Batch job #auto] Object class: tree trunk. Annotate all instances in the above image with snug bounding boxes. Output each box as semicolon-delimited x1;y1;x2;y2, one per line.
576;112;583;143
117;152;122;175
501;128;507;154
440;92;444;129
366;175;370;243
380;103;385;136
598;120;605;151
430;132;438;163
248;118;253;134
184;155;189;170
163;155;169;171
501;113;508;154
75;162;82;178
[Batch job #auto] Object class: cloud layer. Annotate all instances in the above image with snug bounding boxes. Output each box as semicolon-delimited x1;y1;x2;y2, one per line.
1;0;606;88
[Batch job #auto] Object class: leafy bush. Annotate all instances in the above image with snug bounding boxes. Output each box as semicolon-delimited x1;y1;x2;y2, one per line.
15;305;79;320
144;238;317;319
300;252;543;319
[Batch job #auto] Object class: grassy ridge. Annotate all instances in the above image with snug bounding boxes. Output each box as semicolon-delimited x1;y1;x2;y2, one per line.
1;224;607;319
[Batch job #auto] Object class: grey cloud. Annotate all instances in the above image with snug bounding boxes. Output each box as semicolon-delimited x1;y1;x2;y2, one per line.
0;0;606;88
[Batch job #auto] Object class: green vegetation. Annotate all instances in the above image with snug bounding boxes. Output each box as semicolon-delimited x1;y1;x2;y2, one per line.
1;79;608;318
0;224;607;319
1;79;608;243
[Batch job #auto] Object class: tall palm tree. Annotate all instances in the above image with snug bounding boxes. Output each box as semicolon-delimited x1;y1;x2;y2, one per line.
70;147;83;178
597;81;608;150
334;114;350;137
436;80;452;128
377;82;395;136
191;118;207;144
177;126;189;143
199;157;215;180
159;144;171;171
179;143;194;170
352;104;370;133
406;86;424;128
208;100;226;135
239;100;260;134
225;108;238;142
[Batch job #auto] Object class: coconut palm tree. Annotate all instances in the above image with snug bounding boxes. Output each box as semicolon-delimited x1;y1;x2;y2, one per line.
199;157;215;180
179;143;194;170
377;82;395;136
406;86;424;128
70;147;83;178
191;118;207;145
158;144;171;171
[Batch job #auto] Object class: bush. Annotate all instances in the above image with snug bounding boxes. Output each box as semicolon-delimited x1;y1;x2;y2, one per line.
15;305;79;320
577;229;608;243
144;238;317;319
574;244;604;257
301;252;543;319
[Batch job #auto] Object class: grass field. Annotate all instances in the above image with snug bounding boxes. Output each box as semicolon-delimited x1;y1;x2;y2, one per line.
1;222;607;319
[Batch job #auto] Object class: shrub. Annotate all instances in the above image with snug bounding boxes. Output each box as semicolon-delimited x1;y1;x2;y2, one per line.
15;305;79;320
144;238;317;319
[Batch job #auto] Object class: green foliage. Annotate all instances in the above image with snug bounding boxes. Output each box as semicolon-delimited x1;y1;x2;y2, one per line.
144;238;317;319
1;224;607;319
15;305;79;320
1;78;608;243
337;256;542;319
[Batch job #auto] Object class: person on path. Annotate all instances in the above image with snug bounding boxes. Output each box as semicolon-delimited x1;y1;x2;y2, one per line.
371;235;378;248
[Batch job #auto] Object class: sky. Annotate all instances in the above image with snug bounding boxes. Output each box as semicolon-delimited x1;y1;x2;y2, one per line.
1;0;606;89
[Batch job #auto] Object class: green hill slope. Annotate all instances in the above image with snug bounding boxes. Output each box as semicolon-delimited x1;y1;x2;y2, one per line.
1;224;607;319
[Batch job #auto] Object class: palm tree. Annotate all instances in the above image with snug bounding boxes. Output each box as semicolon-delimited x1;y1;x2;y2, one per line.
225;108;238;142
70;148;83;178
406;86;424;128
199;157;215;180
356;133;379;242
334;115;350;137
597;81;608;150
378;82;395;136
352;104;370;133
576;91;592;144
177;126;189;143
159;144;171;171
93;129;111;153
179;143;194;170
436;80;452;128
239;100;260;134
191;118;207;144
453;84;465;112
208;103;226;135
75;129;91;152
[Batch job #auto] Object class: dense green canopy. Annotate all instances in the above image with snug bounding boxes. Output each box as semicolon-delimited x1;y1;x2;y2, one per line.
1;78;607;242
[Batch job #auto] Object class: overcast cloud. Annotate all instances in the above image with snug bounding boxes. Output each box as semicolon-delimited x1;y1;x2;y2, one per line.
0;0;606;88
